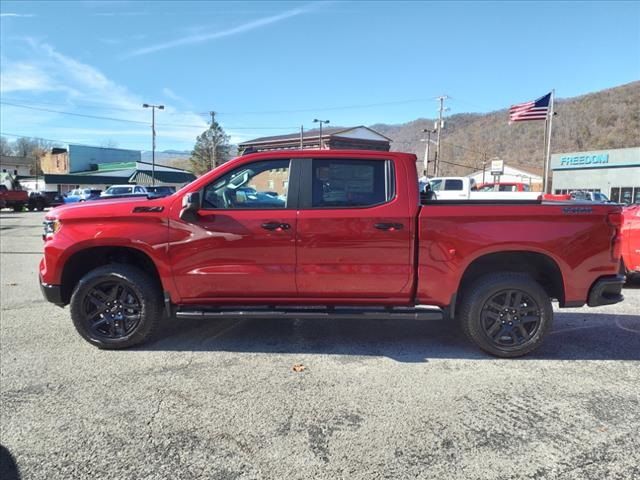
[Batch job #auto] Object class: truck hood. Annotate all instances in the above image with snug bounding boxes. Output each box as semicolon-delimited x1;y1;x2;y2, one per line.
46;195;172;221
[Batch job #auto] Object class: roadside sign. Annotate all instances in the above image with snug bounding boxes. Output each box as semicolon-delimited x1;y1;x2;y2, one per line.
490;159;504;175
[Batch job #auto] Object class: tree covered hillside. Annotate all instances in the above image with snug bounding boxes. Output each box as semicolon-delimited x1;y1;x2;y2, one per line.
371;81;639;176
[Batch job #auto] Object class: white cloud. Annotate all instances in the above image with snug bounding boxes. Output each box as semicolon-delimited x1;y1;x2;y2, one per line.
122;3;320;58
162;87;185;103
0;63;59;93
92;11;146;17
0;13;36;18
0;40;209;148
99;38;122;45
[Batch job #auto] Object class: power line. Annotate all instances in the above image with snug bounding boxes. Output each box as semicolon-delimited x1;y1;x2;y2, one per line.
1;101;151;125
437;158;478;171
2;95;441;118
1;131;109;148
0;101;300;130
200;97;440;116
0;96;146;113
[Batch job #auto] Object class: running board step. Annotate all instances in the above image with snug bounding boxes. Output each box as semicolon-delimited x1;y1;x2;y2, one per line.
175;305;444;321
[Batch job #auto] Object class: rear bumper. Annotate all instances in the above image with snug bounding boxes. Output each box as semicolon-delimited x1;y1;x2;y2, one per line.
40;280;65;307
587;275;625;307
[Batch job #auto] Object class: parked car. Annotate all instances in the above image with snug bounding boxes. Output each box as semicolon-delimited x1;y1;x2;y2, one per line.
100;185;148;198
28;191;65;211
621;204;640;277
428;176;541;200
64;189;102;203
0;172;29;211
145;186;176;196
40;150;625;358
428;177;477;200
570;190;611;203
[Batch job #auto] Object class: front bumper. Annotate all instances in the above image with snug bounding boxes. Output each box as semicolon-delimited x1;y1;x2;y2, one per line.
40;280;65;307
587;275;625;307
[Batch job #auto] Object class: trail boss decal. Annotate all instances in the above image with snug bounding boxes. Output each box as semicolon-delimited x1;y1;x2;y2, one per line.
562;206;593;214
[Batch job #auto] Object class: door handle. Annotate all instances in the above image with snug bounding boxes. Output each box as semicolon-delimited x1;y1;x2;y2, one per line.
374;223;404;231
262;222;291;231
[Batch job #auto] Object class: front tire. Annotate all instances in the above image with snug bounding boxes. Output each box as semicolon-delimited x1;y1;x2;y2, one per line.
70;265;162;349
457;273;553;358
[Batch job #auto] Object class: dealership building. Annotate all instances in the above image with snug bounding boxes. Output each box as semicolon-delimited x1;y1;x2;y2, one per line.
551;146;640;203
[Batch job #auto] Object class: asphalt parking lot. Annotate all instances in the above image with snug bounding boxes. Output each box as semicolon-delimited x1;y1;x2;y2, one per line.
1;210;639;480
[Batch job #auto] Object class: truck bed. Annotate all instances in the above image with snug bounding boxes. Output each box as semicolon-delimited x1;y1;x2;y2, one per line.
416;201;621;307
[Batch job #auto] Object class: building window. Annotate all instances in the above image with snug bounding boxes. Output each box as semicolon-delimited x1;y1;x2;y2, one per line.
611;187;620;203
621;187;634;204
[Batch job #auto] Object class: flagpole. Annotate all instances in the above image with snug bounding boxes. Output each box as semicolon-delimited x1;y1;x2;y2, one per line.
543;90;555;193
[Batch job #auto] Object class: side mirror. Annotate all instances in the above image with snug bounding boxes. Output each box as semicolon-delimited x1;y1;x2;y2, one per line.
180;191;201;221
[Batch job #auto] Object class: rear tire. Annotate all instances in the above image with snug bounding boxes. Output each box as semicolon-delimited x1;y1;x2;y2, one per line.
70;264;162;349
457;273;553;358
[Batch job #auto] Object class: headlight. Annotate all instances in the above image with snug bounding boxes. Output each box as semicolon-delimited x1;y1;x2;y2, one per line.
43;219;61;240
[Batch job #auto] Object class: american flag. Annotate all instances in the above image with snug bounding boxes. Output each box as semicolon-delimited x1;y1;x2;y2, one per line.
509;93;552;122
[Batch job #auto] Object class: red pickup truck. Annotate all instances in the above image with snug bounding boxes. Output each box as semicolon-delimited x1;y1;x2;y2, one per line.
621;204;640;277
40;150;625;357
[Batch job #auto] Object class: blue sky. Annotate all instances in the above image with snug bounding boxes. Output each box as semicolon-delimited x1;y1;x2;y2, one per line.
1;1;639;151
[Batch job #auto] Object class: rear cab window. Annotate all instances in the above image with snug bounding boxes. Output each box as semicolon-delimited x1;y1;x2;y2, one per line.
444;179;463;191
307;158;395;208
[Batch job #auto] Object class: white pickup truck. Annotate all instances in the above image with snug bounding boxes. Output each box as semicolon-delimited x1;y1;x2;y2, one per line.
427;177;541;201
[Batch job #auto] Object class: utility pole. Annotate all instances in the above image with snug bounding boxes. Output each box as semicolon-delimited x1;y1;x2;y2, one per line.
482;153;488;185
435;95;449;177
422;128;435;175
210;111;217;170
142;103;165;186
300;125;304;149
34;156;38;192
313;119;330;149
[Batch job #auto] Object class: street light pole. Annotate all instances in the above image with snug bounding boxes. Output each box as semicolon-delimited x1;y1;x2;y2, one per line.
313;118;330;149
143;103;164;186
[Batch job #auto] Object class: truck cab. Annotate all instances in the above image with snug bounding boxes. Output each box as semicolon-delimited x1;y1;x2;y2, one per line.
428;177;476;200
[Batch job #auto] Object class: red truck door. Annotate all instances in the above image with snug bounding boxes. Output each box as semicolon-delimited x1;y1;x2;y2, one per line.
169;158;299;300
295;157;414;298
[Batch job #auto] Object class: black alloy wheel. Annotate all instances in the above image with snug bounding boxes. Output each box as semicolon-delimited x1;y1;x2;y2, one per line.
70;264;162;349
82;280;142;340
457;272;553;357
480;289;542;348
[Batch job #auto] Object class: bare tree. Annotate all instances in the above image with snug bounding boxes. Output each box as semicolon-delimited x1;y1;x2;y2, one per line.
0;137;14;156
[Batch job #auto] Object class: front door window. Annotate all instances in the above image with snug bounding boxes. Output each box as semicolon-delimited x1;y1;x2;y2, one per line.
202;160;290;209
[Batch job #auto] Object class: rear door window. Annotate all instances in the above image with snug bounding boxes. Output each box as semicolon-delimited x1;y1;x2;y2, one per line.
310;159;393;208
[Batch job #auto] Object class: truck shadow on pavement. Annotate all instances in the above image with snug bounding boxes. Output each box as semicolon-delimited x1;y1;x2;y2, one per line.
0;445;20;480
143;311;640;362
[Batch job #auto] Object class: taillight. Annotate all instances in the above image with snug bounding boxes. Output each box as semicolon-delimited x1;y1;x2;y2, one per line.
607;212;623;262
